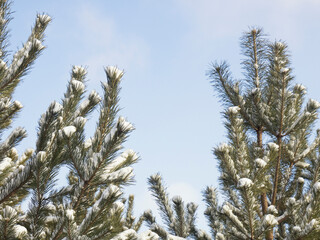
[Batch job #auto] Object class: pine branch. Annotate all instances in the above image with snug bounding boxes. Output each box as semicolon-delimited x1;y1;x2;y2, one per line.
0;14;51;97
147;174;175;233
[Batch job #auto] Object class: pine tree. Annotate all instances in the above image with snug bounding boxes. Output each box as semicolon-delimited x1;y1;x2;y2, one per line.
144;174;210;240
0;1;149;239
205;28;320;239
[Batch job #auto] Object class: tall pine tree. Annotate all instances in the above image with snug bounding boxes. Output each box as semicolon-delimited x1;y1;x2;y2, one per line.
146;28;320;240
0;1;151;239
205;28;320;239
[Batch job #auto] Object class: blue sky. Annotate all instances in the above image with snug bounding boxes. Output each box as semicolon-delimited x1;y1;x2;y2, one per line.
9;0;320;230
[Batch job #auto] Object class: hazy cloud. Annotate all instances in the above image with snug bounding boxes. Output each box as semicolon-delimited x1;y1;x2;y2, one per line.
174;0;320;48
75;3;149;82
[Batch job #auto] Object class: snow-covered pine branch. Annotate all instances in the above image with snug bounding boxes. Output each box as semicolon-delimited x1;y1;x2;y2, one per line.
0;13;51;97
146;174;209;239
206;28;320;239
0;2;142;237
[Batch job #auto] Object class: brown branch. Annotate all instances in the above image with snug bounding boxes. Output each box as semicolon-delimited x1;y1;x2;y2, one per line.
271;73;286;206
257;127;273;240
252;29;260;88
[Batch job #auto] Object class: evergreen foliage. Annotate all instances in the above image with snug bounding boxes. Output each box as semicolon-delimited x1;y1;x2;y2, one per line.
0;1;151;239
147;28;320;240
205;28;320;239
144;174;210;240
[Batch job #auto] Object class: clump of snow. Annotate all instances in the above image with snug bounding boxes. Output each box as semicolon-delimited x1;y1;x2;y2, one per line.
119;116;134;131
25;148;34;156
102;185;120;199
297;177;304;184
187;202;198;213
106;66;123;79
292;226;301;233
267;205;278;215
253;63;259;69
168;235;185;240
251;88;259;95
217;143;229;152
104;150;138;172
32;38;44;50
280;68;289;73
310;219;317;227
228;106;240;114
264;214;278;226
72;65;86;75
276;42;284;48
255;158;267;168
84;138;92;148
57;116;63;124
89;90;102;103
45;216;57;223
62;126;77;137
307;99;320;112
13;100;23;109
46;203;56;211
172;196;182;204
101;167;134;182
313;182;320;193
0;157;12;171
39;231;46;239
37;14;51;24
111;229;136;240
123;149;138;159
13;225;27;237
268;142;279;151
144;209;153;216
38;14;50;21
113;201;125;212
4;206;17;215
75;99;90;117
38;14;51;22
288;197;296;205
222;204;231;214
51;101;63;113
238;178;253;188
138;230;159;240
66;209;75;221
22;41;32;57
74;116;87;128
294;84;307;94
235;118;243;125
295;161;310;168
71;79;85;92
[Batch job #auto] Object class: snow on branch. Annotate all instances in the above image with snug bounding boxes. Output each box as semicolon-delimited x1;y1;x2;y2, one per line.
77;185;122;235
237;178;253;188
106;66;124;80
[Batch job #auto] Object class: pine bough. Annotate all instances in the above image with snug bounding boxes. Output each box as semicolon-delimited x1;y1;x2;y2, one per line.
146;29;320;239
0;1;149;239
